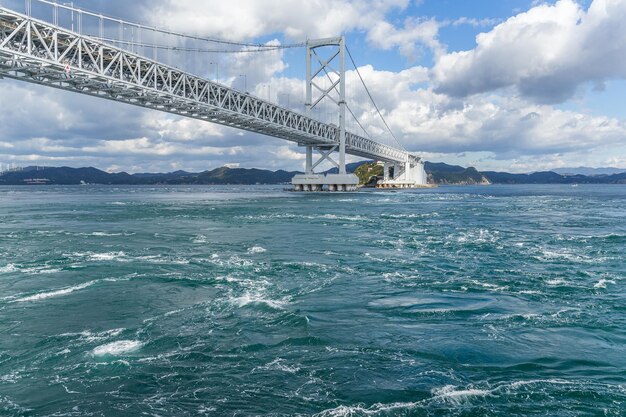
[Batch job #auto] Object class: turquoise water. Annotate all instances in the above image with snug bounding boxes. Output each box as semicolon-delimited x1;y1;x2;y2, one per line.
0;184;624;416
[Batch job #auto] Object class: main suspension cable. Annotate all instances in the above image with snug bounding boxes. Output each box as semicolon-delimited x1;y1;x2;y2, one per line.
36;0;306;50
100;38;300;54
346;45;405;151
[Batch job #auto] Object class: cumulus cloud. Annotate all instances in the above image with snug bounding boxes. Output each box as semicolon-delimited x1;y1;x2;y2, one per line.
433;0;626;103
330;65;626;157
142;0;443;59
146;0;409;41
367;17;443;60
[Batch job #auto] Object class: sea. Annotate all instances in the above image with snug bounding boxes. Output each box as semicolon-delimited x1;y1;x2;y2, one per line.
0;184;624;416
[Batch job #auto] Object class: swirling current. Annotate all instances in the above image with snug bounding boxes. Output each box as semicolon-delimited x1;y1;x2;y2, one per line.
0;184;624;416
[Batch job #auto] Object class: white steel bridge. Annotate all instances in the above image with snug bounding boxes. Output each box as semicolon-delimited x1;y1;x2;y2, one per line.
0;5;427;190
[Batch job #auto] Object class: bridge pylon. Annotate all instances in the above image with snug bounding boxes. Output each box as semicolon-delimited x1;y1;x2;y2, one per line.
292;36;359;191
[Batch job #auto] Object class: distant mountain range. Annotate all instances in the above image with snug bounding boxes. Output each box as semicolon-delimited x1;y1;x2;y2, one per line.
1;163;625;185
481;170;626;184
551;167;626;176
0;166;298;185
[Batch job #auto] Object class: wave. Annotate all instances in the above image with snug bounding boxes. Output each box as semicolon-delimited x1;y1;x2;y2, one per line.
453;228;500;245
594;278;616;289
0;263;62;275
206;254;254;268
89;251;126;261
59;327;125;343
232;293;287;310
315;401;422;416
237;213;375;223
13;280;97;303
431;384;491;405
315;378;605;416
192;234;207;243
0;263;18;274
536;248;608;264
92;340;143;356
247;246;267;254
89;232;127;237
252;358;300;374
469;279;509;292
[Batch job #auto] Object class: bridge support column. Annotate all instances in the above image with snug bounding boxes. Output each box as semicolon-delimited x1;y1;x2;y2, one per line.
305;146;313;174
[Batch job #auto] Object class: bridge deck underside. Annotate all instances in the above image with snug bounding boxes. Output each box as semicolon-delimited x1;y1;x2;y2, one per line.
0;8;418;165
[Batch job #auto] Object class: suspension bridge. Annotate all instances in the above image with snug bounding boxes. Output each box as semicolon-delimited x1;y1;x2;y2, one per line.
0;1;427;190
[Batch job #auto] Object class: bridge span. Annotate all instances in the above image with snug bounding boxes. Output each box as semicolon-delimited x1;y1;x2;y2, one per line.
0;5;427;190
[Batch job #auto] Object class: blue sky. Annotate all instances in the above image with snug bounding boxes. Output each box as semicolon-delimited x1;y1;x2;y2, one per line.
0;0;625;173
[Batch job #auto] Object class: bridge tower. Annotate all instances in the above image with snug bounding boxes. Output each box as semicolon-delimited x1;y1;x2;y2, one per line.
291;37;359;191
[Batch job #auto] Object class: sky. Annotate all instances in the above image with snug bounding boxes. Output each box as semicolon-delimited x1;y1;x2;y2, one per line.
1;0;626;173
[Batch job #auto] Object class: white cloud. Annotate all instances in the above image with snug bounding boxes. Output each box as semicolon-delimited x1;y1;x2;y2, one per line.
147;0;410;41
225;40;288;92
367;17;443;59
433;0;626;103
143;0;443;60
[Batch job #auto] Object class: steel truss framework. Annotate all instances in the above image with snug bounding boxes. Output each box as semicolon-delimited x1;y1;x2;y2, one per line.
0;8;420;165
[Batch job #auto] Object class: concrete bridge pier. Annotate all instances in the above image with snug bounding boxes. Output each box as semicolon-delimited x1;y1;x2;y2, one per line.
378;159;429;188
292;172;358;192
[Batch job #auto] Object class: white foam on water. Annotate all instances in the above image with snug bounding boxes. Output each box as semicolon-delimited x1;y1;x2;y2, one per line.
594;279;616;289
315;401;422;416
247;246;267;254
537;248;606;264
20;265;63;275
382;271;410;281
546;278;568;286
92;340;143;356
102;277;131;283
253;358;300;374
0;370;21;384
0;263;62;275
164;308;185;317
90;232;125;236
59;328;126;344
89;251;126;261
0;263;18;274
192;234;207;243
14;280;97;303
506;378;572;390
455;229;500;245
198;405;217;414
426;378;579;408
431;384;491;404
232;293;286;310
0;395;32;414
518;290;542;295
210;255;254;268
382;212;438;219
